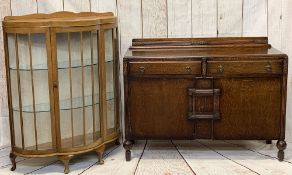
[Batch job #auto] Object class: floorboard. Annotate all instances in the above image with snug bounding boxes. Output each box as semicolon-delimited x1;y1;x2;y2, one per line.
1;140;292;174
81;140;146;175
173;140;258;175
134;140;195;175
200;140;292;175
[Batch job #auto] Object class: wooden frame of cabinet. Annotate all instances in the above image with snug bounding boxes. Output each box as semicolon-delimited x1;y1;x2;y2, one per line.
2;11;120;174
123;37;288;162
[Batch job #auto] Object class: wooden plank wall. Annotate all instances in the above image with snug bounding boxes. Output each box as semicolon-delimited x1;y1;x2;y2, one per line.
1;0;292;146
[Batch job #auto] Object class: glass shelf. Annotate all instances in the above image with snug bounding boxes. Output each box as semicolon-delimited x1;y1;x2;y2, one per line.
12;92;114;113
9;59;113;71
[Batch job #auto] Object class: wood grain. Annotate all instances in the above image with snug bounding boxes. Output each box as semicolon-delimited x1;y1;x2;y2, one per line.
63;0;90;12
0;0;11;26
118;0;142;56
192;0;217;37
218;0;243;36
10;0;37;16
82;141;146;175
37;0;63;13
268;0;282;50
142;0;167;38
167;0;192;37
201;140;292;175
98;0;117;14
243;0;268;36
135;140;194;175
173;140;257;175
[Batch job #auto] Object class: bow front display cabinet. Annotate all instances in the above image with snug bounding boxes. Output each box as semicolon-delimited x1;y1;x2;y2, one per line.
2;12;120;174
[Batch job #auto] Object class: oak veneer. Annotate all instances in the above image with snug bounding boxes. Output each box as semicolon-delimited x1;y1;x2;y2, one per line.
123;37;288;161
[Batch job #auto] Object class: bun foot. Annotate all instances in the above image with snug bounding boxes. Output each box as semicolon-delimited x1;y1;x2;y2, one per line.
125;150;131;161
123;140;134;161
9;153;16;171
277;140;287;161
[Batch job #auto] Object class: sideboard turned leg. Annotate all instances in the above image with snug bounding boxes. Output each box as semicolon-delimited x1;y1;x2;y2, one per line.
96;145;105;165
266;140;272;144
58;155;73;174
277;140;287;161
123;140;134;161
9;153;17;171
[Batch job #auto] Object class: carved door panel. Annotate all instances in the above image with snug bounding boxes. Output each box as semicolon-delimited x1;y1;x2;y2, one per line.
188;78;220;139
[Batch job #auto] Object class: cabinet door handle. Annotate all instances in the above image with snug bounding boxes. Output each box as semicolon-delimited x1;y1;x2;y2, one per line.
139;66;145;73
265;64;272;72
185;66;192;73
218;64;224;73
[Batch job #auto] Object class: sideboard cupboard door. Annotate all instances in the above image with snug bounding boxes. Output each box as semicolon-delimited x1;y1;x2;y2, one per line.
213;78;281;139
127;79;195;139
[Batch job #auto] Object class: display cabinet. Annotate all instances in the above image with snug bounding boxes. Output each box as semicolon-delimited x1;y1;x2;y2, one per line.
2;11;120;173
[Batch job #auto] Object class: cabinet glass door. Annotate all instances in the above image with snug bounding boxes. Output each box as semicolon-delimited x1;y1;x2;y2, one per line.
56;31;100;148
104;29;117;135
7;33;52;150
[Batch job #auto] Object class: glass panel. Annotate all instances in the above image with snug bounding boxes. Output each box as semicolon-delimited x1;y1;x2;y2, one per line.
57;31;100;148
13;111;22;148
7;33;52;150
36;112;52;150
105;29;116;135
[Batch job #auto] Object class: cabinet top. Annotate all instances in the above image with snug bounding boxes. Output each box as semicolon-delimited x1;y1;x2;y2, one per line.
2;11;117;28
124;37;288;60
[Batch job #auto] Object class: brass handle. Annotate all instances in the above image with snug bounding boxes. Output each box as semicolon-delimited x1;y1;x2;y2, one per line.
218;64;224;73
139;66;145;73
185;66;192;73
265;64;272;72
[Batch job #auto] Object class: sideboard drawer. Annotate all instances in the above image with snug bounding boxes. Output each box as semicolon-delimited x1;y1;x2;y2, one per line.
207;60;283;75
129;61;201;75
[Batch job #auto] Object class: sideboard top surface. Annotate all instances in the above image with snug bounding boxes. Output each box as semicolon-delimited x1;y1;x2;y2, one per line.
124;37;287;60
2;11;117;28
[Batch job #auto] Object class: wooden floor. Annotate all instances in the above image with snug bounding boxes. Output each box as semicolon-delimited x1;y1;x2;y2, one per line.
0;140;292;175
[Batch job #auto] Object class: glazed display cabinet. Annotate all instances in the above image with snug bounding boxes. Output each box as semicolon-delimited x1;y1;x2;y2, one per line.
2;11;120;174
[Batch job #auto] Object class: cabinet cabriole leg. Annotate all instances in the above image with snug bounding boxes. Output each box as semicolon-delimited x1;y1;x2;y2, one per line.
58;155;73;174
266;140;272;144
9;153;17;171
96;145;106;165
115;139;121;145
277;140;287;161
123;140;134;161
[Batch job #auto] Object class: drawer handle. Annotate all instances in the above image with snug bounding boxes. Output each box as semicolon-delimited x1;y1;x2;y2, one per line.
265;64;272;72
217;64;224;73
185;66;192;73
139;66;145;73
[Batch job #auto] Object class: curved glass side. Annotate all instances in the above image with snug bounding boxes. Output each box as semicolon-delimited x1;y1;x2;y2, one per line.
104;29;117;135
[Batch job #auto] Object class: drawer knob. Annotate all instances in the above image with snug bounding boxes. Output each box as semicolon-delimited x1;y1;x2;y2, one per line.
185;66;192;73
218;64;224;73
265;64;272;72
139;66;145;73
